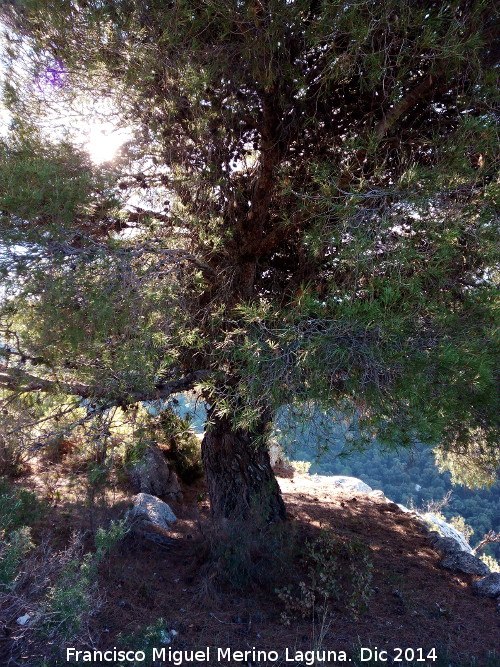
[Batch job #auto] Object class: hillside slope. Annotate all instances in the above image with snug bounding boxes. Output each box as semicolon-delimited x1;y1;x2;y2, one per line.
1;468;499;666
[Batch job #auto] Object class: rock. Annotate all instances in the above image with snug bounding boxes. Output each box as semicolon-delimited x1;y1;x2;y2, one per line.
369;489;388;501
428;532;464;556
397;503;412;513
269;441;285;467
316;475;372;493
128;493;177;531
422;513;472;553
160;628;178;644
16;614;30;626
472;573;500;598
130;445;182;501
439;551;490;576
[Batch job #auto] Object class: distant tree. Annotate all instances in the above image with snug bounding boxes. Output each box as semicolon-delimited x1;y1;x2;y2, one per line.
0;1;498;522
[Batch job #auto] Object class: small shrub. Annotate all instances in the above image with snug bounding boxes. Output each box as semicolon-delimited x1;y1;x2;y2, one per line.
277;529;373;624
0;526;33;589
449;515;474;542
121;437;147;469
0;433;29;476
156;410;203;483
95;518;129;558
199;490;299;592
42;520;128;639
290;459;311;473
119;618;175;667
43;551;96;639
0;478;46;531
0;480;44;589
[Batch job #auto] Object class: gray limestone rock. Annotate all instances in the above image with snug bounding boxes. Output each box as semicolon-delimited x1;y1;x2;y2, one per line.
128;492;177;531
439;551;490;576
268;441;285;467
130;445;182;501
428;532;464;556
315;475;372;493
422;513;472;553
471;573;500;598
369;489;388;501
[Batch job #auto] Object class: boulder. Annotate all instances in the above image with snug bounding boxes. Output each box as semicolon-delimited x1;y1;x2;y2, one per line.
369;489;388;501
269;441;286;468
428;532;464;556
128;492;177;531
322;475;372;493
422;513;472;553
439;551;490;576
130;445;182;501
472;573;500;598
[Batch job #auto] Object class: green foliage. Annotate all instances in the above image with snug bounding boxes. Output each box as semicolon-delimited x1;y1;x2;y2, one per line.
290;460;311;474
277;530;373;624
449;515;474;542
479;554;500;574
0;125;119;243
0;478;46;532
42;520;128;639
0;0;498;517
149;409;203;483
94;519;129;559
435;446;500;489
201;495;299;591
0;480;44;588
0;526;33;589
118;618;173;667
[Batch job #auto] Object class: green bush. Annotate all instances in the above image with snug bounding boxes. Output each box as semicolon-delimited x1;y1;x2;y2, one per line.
156;410;203;483
42;520;128;639
0;479;44;589
0;526;33;589
0;478;46;532
118;618;174;667
277;529;373;623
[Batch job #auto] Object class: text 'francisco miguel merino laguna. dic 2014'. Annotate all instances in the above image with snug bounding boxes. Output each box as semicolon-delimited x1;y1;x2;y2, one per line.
66;647;352;665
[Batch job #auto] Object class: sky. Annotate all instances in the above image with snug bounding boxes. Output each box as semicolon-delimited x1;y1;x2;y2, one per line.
0;28;132;164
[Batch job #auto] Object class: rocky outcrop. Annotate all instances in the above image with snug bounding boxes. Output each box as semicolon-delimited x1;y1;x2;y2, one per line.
427;531;465;556
130;445;182;501
126;493;177;548
439;551;490;576
369;489;388;501
313;475;372;493
422;513;472;553
424;527;490;577
472;573;500;598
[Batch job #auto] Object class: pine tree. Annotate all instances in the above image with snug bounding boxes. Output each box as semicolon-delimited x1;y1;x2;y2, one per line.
0;1;498;521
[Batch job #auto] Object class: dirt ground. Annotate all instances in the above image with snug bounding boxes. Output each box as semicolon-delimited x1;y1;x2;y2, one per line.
2;466;499;666
95;470;499;665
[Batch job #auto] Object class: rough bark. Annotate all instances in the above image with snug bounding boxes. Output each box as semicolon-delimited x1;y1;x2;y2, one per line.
201;414;286;523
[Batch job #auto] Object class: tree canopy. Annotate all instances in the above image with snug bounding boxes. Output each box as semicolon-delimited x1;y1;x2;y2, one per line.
0;0;498;519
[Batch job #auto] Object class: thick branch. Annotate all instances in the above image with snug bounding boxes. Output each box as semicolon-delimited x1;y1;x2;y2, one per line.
472;531;500;555
373;73;441;140
337;71;445;192
0;365;212;406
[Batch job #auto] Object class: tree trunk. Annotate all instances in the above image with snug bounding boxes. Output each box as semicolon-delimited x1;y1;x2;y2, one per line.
201;414;286;523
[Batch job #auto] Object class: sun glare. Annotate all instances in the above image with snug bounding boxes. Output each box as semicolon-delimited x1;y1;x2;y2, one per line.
85;123;132;164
